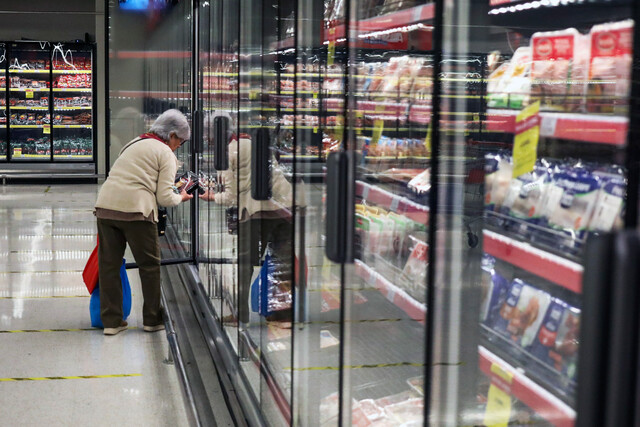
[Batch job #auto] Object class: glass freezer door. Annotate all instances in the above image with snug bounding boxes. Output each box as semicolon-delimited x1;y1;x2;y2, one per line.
428;1;634;426
0;43;6;161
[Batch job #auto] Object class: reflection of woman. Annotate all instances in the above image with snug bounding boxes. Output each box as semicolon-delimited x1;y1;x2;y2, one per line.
95;109;193;335
200;127;294;326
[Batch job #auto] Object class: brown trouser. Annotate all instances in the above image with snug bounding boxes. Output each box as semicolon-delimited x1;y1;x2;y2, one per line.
97;218;161;328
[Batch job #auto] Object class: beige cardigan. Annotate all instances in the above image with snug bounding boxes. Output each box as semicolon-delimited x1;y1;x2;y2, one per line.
95;137;182;222
214;137;301;220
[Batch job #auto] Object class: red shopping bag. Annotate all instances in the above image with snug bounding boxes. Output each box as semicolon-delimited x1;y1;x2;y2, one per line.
83;238;99;294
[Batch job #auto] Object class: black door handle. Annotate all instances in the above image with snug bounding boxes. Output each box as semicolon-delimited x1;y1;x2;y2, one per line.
252;127;271;200
213;115;229;171
325;151;355;263
193;109;203;154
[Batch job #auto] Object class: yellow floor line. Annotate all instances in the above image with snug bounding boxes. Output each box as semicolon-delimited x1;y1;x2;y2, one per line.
0;373;142;382
0;327;137;333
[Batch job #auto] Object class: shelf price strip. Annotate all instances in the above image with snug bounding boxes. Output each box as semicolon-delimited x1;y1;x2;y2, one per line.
479;346;575;427
482;230;583;293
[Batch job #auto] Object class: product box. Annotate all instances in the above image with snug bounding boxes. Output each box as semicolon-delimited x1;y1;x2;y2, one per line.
484;153;513;214
529;299;580;393
530;29;590;112
493;279;552;349
480;255;510;328
588;174;625;233
587;20;633;115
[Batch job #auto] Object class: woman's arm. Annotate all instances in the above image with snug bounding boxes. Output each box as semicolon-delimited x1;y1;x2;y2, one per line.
156;150;189;207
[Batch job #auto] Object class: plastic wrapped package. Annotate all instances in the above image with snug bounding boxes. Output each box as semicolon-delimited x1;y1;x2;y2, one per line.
487;47;532;110
530;29;589;112
587;20;633;114
484;153;513;213
479;255;510;328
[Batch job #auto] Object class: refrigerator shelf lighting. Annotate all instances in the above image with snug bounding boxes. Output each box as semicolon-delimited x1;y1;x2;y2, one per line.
479;346;576;427
8;69;50;74
483;229;583;294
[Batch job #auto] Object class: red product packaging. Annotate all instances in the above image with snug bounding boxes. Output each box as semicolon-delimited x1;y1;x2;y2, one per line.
530;29;589;112
587;19;633;114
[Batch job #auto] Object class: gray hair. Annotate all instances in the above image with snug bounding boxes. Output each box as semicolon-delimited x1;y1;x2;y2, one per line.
149;109;191;142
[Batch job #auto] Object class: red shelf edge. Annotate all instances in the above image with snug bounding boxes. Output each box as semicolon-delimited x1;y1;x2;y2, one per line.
486;110;627;146
356;181;429;224
354;259;426;322
483;230;583;294
479;346;575;427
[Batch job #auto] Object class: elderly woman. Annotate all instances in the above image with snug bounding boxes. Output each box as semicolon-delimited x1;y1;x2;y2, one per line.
95;109;193;336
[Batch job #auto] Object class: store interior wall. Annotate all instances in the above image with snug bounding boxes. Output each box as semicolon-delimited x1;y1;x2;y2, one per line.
0;0;106;175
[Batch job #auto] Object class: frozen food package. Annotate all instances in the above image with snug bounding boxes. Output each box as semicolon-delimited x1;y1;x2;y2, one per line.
399;235;428;303
384;398;423;424
530;29;589;112
479;255;510;327
487;47;532;110
539;166;601;246
529;298;580;390
589;171;626;233
485;154;513;213
407;168;431;195
357;399;386;422
493;279;552;349
500;161;553;236
587;20;633;114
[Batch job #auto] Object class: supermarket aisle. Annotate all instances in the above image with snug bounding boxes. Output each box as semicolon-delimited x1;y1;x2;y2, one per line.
0;184;188;426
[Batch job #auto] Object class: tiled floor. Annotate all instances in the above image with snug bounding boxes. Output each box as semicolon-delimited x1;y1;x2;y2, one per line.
0;184;188;426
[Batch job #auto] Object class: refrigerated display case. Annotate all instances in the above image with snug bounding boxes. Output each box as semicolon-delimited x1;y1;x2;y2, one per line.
52;43;94;160
107;0;640;425
0;43;6;160
8;42;51;160
2;41;96;164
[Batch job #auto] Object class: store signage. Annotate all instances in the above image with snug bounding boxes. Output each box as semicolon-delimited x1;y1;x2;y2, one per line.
483;362;514;427
512;101;540;177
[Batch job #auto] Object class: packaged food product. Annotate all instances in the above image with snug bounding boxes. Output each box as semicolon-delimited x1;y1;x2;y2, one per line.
530;29;590;112
487;47;532;110
529;298;580;389
493;279;552;349
484;153;513;213
479;255;510;327
589;172;625;233
538;166;600;247
587;20;633;114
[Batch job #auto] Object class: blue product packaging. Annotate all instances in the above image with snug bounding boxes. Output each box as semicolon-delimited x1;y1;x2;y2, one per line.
480;255;510;327
537;166;601;250
493;279;552;349
529;298;580;393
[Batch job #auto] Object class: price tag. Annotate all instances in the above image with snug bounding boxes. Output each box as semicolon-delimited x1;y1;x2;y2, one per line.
249;90;259;100
25;89;34;99
512;101;540;178
313;126;318;134
540;114;558;137
483;363;514;427
313;91;318;99
327;41;336;66
43;125;51;134
371;119;384;145
355;110;363;135
424;121;432;156
13;148;22;157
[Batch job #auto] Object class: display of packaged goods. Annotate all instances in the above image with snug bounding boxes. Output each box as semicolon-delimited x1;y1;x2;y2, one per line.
54;74;91;88
407;168;430;194
54;96;91;107
587;20;633;114
530;28;590;112
484;154;626;253
9;59;48;70
10;76;49;88
493;279;552;349
0;76;5;88
487;47;531;110
53;112;91;125
9;97;49;107
53;137;93;155
528;298;580;392
359;136;429;159
480;254;510;327
10;113;50;125
52;58;91;70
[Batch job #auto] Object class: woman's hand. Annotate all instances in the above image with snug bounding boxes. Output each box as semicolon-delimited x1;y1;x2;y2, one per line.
180;187;194;202
199;189;216;202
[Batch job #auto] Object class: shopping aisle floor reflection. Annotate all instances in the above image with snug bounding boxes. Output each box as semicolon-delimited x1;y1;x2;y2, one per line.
0;185;188;426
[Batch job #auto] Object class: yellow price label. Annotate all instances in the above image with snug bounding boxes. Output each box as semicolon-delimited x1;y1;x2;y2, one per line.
371;119;384;145
424;121;432;155
43;124;50;134
327;41;336;67
355;111;363;135
313;91;318;99
13;148;22;156
249;90;259;100
313;126;318;134
25;90;34;99
483;382;512;427
512;101;540;178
